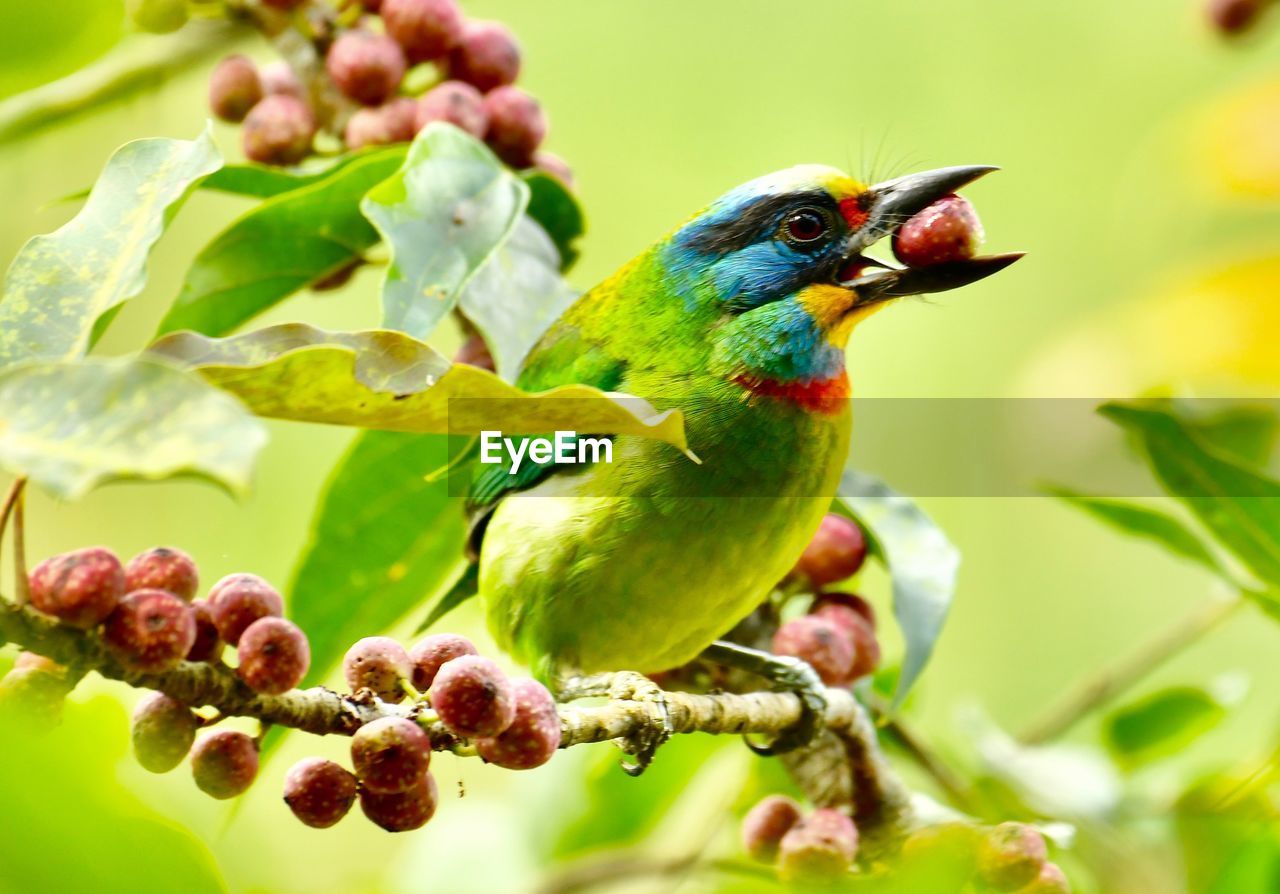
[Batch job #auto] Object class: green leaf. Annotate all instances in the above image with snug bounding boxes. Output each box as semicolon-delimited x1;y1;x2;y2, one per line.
1105;686;1228;766
836;468;959;708
157;147;405;338
458;216;578;382
1189;404;1279;468
0;130;221;366
200;147;408;199
361;123;527;339
1101;402;1280;591
148;323;692;452
1047;486;1227;578
0;356;265;500
290;431;466;687
522;170;585;271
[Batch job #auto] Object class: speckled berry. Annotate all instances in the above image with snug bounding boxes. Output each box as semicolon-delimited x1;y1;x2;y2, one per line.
131;692;198;773
191;730;259;799
977;823;1048;891
260;61;304;98
351;716;432;793
124;547;199;601
893;194;984;268
792;514;867;588
283;757;358;828
208;573;283;645
429;655;515;738
741;795;803;863
482;86;546;168
29;546;124;628
343;636;412;703
415;80;488;138
208;56;262;123
777;808;859;883
382;0;463;63
772;615;855;686
476;678;560;769
1018;862;1071;894
810;592;876;630
103;589;196;673
408;633;477;690
345;97;418;149
186;600;223;662
242;94;315;166
359;772;438;832
237;617;310;694
327;30;407;106
446;20;520;92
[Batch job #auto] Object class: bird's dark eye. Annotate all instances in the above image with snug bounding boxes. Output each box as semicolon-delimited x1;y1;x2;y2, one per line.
783;208;830;245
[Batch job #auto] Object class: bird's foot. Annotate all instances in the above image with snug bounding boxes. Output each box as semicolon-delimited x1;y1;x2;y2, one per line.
699;640;828;756
555;670;673;776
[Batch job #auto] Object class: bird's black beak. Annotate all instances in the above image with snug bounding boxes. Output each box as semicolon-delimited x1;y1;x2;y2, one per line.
835;164;1022;302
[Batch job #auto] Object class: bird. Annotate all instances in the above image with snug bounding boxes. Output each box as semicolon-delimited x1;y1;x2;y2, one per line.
437;163;1019;756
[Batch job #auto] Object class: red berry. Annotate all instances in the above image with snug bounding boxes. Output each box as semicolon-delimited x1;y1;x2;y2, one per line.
741;795;803;863
242;94;316;166
283;757;358;828
777;808;859;883
892;194;984;268
237;617;310;694
131;692;198;773
208;573;283;645
345;97;418;149
415;80;488;139
846;613;881;680
476;678;560;769
1019;862;1071;894
810;592;876;630
260;61;304;98
452;332;495;371
792;514;867;588
382;0;463;63
1208;0;1266;33
14;651;63;673
533;151;574;188
408;633;477;691
429;655;516;738
29;546;124;628
771;615;855;686
446;20;520;92
351;716;432;793
191;730;259;799
124;546;199;601
326;30;407;106
483;86;547;168
977;823;1048;891
359;772;438;831
208;55;262;123
103;589;197;673
186;600;223;662
343;636;412;703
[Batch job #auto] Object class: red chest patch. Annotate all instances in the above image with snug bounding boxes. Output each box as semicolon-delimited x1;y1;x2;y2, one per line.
733;374;851;415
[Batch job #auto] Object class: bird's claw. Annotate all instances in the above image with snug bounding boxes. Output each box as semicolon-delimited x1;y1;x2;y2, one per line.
698;641;828;757
610;672;673;776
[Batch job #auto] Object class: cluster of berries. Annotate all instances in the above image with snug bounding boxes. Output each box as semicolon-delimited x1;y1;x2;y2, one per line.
1207;0;1277;34
741;796;859;883
773;514;881;687
207;0;567;182
899;821;1072;893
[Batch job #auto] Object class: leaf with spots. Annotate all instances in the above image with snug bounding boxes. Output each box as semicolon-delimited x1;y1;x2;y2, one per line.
0;131;221;367
0;357;266;500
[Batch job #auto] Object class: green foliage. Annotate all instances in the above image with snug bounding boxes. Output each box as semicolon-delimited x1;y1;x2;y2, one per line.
158;148;405;338
362;124;527;339
0;357;265;500
199;148;408;200
1104;686;1228;767
837;468;959;708
0;131;221;366
0;0;124;100
1188;404;1279;468
522;170;585;271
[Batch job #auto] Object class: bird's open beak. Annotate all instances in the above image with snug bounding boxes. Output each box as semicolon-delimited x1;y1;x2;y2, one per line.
835;165;1023;302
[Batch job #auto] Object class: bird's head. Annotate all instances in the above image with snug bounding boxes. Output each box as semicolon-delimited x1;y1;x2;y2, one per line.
658;164;1020;400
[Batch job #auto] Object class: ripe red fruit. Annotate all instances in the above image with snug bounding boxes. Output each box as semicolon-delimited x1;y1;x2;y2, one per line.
343;636;412;703
326;30;407;106
283;757;358;828
977;823;1048;890
29;546;125;628
260;61;304;98
190;730;259;799
777;808;859;883
810;592;876;631
131;692;198;773
1019;862;1071;894
892;194;984;268
429;655;516;738
359;772;438;832
382;0;464;63
208;573;284;645
124;546;199;601
1208;0;1266;33
792;514;867;588
237;617;310;694
351;716;433;793
446;20;520;92
208;55;263;123
771;615;855;686
186;600;223;662
345;97;418;149
533;151;574;188
476;678;560;769
452;332;495;371
242;94;316;166
103;589;197;673
415;80;488;138
741;794;803;863
408;633;477;691
482;86;547;168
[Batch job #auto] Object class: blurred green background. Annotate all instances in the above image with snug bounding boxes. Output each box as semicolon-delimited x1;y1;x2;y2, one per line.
2;1;1279;892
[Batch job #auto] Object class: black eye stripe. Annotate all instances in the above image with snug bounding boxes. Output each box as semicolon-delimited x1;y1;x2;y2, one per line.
683;190;839;255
